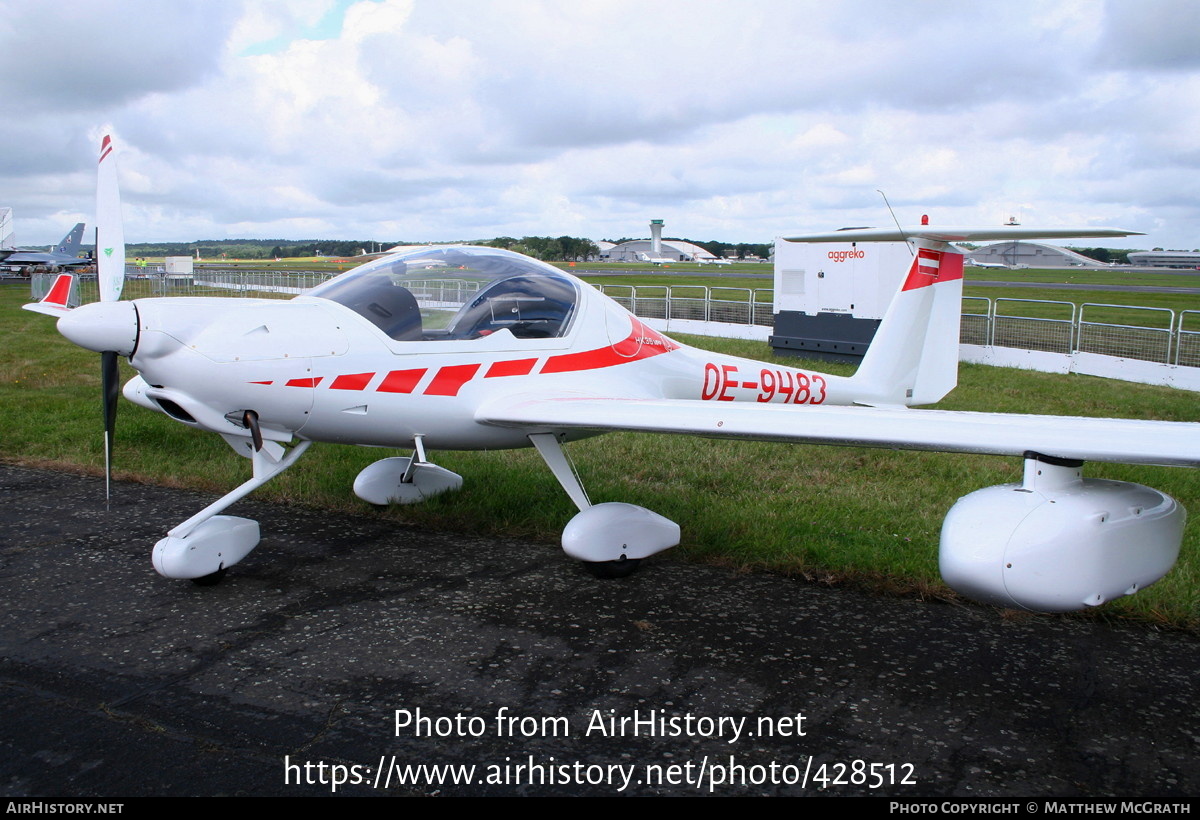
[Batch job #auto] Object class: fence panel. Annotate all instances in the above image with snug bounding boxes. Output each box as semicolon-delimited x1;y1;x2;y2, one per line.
598;284;634;313
991;298;1076;353
666;286;709;321
1177;311;1200;367
1077;303;1174;364
631;286;668;320
960;296;991;345
707;287;752;325
751;289;774;326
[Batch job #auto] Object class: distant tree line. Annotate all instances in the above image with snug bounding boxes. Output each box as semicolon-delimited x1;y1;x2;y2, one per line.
603;237;772;260
126;239;401;259
485;236;600;261
692;240;772;260
1067;247;1135;264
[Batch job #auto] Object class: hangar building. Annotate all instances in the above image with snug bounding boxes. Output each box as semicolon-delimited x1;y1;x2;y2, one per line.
966;241;1103;268
600;219;718;263
1127;251;1200;268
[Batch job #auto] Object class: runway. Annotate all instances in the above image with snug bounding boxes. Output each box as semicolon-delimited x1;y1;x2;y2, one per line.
1;464;1197;796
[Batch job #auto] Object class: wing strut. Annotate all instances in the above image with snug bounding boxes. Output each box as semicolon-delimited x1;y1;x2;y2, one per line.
528;433;677;577
529;433;591;511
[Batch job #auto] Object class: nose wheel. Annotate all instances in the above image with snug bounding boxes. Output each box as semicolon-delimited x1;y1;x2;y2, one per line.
154;438;311;582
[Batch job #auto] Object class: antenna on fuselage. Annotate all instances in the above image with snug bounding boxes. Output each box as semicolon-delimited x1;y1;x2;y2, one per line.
877;189;914;257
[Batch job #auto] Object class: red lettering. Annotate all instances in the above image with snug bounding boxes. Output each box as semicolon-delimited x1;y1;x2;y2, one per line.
702;362;721;400
758;368;775;402
710;364;827;405
718;365;738;401
826;249;865;262
812;374;826;404
777;370;794;402
794;372;810;404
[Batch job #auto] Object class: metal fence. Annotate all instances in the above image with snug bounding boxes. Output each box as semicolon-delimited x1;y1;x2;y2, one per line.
29;271;1200;369
1077;303;1174;364
596;284;774;327
960;297;991;346
991;298;1076;354
594;285;1197;368
30;268;340;303
191;269;336;295
1177;311;1200;368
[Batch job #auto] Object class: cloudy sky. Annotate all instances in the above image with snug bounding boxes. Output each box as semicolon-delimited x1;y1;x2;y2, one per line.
1;0;1197;249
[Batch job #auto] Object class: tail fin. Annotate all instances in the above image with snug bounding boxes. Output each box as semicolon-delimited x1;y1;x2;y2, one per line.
849;244;963;407
56;223;85;257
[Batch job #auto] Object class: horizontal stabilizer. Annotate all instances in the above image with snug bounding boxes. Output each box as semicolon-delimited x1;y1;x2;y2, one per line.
21;272;74;316
784;226;1142;244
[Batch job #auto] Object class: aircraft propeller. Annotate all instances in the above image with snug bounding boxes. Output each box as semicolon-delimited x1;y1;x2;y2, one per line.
95;134;126;500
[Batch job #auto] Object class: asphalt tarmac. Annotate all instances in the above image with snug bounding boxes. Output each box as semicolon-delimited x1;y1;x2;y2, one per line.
1;464;1197;797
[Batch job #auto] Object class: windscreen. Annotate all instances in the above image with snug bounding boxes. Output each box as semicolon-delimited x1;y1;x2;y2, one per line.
308;246;580;342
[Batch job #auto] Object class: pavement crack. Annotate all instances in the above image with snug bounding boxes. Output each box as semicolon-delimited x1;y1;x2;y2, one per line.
294;697;345;753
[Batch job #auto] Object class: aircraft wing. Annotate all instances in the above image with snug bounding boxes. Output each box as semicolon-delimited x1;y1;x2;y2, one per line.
477;395;1200;469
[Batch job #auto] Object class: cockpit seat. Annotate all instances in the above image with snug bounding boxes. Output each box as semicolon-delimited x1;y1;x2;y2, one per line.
346;281;423;341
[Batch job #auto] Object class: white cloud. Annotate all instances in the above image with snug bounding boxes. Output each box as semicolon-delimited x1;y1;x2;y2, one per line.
0;0;1196;248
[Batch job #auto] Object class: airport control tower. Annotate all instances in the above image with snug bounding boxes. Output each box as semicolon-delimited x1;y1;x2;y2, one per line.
650;219;664;255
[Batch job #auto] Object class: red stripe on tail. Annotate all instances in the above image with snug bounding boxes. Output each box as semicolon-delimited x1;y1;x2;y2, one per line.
43;273;73;306
901;250;963;291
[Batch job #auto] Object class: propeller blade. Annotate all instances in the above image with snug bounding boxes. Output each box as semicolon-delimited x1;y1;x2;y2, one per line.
96;134;124;303
96;134;125;500
102;350;119;500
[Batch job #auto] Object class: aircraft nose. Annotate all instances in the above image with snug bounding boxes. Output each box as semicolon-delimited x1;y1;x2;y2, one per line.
57;301;139;356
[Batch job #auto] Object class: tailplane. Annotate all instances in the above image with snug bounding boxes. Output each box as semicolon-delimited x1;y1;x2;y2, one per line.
782;223;1143;408
23;272;76;316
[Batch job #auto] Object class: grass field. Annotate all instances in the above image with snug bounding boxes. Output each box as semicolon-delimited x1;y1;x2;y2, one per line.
964;267;1200;289
3;281;1199;629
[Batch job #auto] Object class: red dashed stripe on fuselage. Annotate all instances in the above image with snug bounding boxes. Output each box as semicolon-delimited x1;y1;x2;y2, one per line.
377;368;426;394
425;364;481;396
250;319;680;397
485;358;537;378
330;372;373;390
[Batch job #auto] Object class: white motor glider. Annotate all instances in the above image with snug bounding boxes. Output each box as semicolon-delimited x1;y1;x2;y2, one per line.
25;136;1198;613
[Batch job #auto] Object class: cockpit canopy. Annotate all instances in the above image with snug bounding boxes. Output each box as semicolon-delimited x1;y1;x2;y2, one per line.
308;246;580;342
